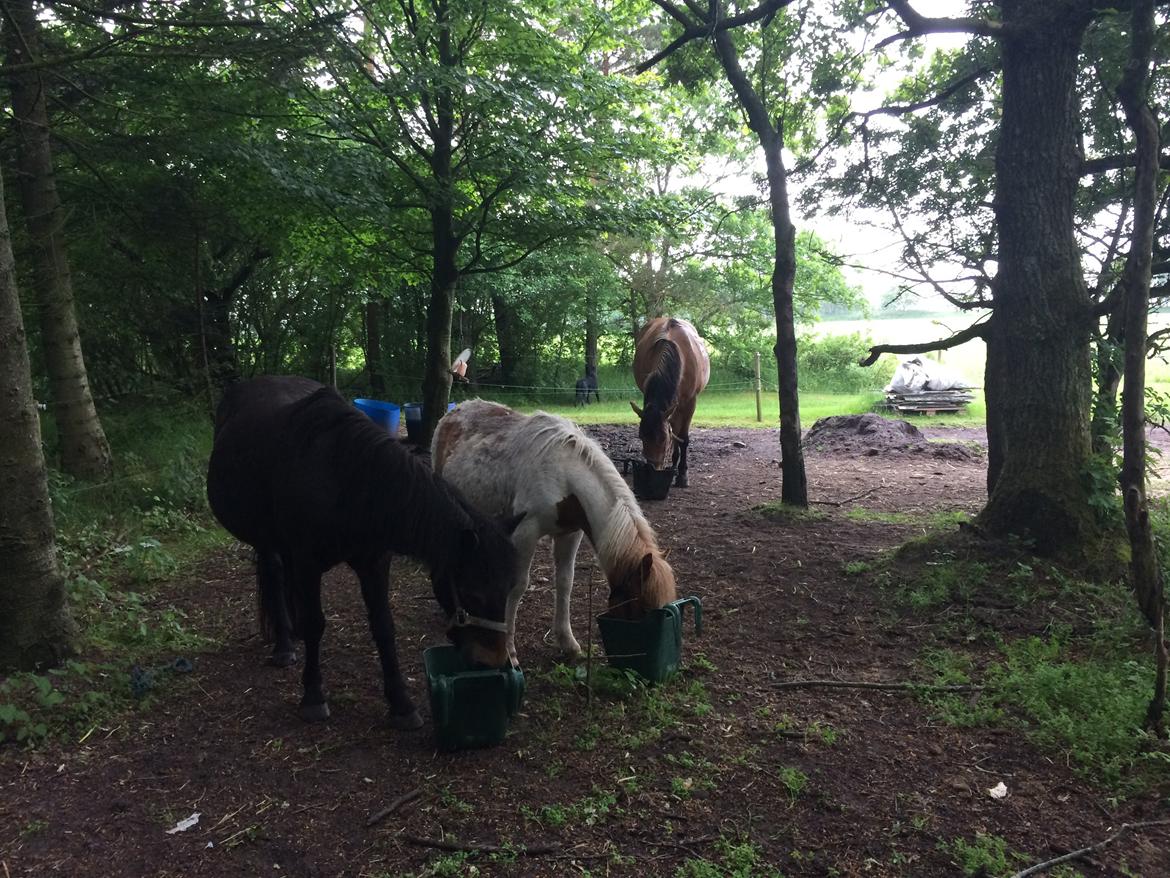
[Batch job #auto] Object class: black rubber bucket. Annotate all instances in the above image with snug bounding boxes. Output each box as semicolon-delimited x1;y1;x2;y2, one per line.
632;460;674;501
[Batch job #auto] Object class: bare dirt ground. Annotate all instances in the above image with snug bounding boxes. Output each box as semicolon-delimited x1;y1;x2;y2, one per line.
2;423;1167;877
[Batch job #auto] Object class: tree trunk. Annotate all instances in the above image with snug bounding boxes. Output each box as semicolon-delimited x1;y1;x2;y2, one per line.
365;299;386;395
712;26;807;506
585;284;599;378
977;3;1098;555
0;165;76;671
491;293;521;387
1116;0;1165;734
420;233;456;445
983;326;1004;497
202;290;241;387
1091;307;1124;456
418;0;457;448
5;0;111;480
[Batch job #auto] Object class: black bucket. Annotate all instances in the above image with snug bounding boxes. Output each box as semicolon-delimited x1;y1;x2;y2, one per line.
632;460;674;501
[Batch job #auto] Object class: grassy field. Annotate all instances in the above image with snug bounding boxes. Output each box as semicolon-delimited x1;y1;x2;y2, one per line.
475;312;997;429
519;388;987;429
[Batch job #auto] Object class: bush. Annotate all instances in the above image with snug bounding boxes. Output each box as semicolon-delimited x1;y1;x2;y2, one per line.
796;333;895;393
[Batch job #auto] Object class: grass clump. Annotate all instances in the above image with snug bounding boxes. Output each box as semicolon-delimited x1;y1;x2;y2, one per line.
920;634;1168;792
845;507;970;529
675;836;785;878
943;833;1018;877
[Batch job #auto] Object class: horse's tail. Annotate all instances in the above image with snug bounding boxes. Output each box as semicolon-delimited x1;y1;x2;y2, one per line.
255;549;297;641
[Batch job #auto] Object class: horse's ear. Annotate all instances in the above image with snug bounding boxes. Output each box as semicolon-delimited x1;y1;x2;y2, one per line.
629;400;644;418
640;552;654;583
501;511;527;535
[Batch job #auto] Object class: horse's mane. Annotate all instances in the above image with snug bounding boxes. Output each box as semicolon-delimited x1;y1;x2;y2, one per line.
284;389;484;570
523;412;670;594
643;338;682;410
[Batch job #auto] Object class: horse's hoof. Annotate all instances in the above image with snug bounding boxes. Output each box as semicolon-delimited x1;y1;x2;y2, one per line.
389;709;424;730
298;701;330;722
268;650;297;667
674;477;688;488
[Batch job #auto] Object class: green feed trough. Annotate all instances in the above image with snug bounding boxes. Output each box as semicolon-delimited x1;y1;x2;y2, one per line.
596;596;703;683
423;645;526;751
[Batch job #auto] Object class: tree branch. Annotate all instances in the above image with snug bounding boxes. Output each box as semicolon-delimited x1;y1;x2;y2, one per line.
877;0;1005;52
635;0;802;74
1082;150;1170;175
859;319;990;367
1008;819;1170;878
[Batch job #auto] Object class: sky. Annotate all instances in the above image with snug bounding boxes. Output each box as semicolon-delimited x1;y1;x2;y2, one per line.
710;4;976;309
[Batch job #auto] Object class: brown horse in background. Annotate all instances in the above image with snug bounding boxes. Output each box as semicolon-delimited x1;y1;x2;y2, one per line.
631;317;710;487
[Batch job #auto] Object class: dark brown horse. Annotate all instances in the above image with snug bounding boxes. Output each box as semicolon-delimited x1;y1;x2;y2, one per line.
631;317;711;488
206;376;522;730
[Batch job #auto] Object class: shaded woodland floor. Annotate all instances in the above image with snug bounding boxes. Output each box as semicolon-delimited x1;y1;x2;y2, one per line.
2;424;1167;877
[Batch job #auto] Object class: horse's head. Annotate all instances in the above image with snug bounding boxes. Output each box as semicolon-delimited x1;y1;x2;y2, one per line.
432;511;525;668
631;400;677;471
607;550;677;620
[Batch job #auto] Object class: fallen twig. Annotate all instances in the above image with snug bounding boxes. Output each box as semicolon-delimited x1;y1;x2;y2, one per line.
366;787;423;828
1008;818;1170;878
647;833;719;854
401;834;559;856
219;824;259;848
773;679;982;693
809;487;879;507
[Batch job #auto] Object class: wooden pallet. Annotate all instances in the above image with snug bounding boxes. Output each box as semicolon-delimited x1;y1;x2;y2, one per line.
893;405;963;415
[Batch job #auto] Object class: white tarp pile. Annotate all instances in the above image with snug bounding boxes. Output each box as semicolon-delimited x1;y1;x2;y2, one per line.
884;356;975;413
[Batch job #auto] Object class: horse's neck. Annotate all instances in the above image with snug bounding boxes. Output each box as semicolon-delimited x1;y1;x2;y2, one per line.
650;338;681;399
384;460;466;565
569;467;647;577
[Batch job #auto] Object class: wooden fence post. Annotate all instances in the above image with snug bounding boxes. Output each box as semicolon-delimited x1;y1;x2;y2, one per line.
754;351;762;422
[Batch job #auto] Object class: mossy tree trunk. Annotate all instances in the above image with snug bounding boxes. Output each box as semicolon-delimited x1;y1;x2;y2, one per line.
5;0;111;480
1115;0;1166;735
977;3;1099;555
0;166;76;671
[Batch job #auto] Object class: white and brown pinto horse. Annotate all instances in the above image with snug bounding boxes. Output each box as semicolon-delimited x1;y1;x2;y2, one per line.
433;400;677;665
631;317;711;487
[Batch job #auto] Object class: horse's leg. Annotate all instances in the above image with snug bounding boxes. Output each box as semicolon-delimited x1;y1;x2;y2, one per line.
551;530;585;657
673;401;698;488
258;550;296;667
289;560;330;722
353;554;422;730
506;525;541;667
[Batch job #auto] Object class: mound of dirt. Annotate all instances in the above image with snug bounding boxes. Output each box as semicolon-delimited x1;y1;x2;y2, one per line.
804;413;980;460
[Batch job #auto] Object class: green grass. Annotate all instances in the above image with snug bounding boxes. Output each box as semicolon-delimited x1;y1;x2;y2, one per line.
504;389;888;428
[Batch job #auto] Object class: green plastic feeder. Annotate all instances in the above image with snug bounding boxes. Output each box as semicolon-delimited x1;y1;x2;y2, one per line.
596;596;703;683
423;645;525;751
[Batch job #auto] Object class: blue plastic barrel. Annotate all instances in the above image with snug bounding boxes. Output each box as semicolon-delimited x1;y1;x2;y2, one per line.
353;398;401;435
404;402;457;443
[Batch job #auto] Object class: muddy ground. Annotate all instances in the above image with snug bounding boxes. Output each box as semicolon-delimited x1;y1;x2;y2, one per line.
1;423;1167;877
